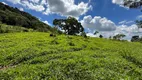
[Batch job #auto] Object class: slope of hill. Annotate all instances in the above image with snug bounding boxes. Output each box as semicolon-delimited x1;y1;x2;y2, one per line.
0;2;52;32
0;32;142;80
0;23;34;33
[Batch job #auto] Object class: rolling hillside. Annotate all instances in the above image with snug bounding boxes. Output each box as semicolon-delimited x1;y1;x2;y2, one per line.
0;2;52;32
0;32;142;80
0;23;34;33
0;1;142;80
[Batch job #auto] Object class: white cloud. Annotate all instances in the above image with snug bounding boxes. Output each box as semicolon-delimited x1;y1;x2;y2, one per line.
2;2;8;5
43;20;51;26
87;33;100;37
87;24;142;40
21;0;45;12
112;0;128;8
119;20;134;25
114;24;142;40
112;0;124;5
43;0;92;18
81;15;142;40
119;20;127;24
30;0;40;3
19;7;24;11
111;0;130;9
126;21;134;24
137;15;142;19
6;0;92;18
7;0;21;4
115;24;139;36
81;15;116;32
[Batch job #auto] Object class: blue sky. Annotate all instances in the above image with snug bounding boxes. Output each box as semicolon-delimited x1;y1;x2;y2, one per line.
1;0;142;40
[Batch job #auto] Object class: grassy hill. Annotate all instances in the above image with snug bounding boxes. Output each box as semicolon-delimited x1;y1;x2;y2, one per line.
0;32;142;80
0;23;34;33
0;2;52;32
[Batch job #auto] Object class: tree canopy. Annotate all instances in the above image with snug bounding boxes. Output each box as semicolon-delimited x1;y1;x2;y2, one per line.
131;35;142;42
131;35;140;42
99;35;103;38
53;17;84;35
94;31;99;35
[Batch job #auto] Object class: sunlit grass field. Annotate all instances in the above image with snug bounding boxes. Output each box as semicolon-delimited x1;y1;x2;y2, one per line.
0;32;142;80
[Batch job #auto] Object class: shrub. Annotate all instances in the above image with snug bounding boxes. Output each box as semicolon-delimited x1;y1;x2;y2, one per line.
81;32;87;38
68;42;75;46
50;33;56;37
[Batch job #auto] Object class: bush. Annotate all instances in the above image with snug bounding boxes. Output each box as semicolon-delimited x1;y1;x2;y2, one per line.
68;42;75;46
81;32;87;38
50;33;56;37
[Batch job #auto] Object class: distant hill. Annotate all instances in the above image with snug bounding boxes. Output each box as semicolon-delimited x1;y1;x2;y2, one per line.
0;2;52;32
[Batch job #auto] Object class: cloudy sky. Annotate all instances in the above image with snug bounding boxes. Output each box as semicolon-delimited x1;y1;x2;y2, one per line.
1;0;142;40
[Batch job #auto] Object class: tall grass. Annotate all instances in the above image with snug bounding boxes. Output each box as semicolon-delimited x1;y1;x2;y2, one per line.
0;23;34;33
0;32;142;80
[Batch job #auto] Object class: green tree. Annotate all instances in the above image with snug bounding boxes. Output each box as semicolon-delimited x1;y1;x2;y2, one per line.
131;35;140;42
99;35;103;38
53;17;84;35
94;31;99;35
113;34;126;40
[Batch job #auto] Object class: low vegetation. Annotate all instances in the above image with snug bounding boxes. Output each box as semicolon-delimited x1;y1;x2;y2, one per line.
0;1;142;80
0;32;142;80
0;23;34;33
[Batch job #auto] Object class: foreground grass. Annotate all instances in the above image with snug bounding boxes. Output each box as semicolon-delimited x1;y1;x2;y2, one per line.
0;32;142;80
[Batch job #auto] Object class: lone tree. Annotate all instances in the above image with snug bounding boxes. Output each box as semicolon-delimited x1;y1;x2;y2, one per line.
131;35;140;42
94;31;99;35
99;35;103;38
53;17;84;35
